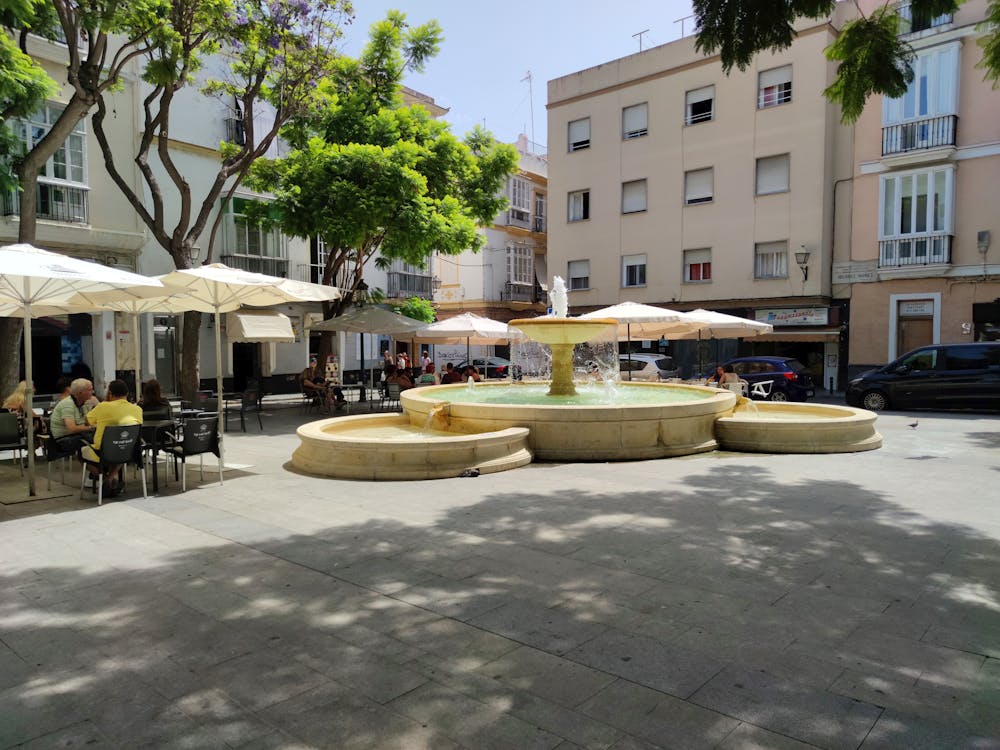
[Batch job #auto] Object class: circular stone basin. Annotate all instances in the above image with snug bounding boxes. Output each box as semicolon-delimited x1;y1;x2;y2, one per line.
714;401;882;453
292;413;532;480
402;381;736;462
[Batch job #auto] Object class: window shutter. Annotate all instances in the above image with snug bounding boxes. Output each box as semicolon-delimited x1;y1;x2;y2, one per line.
568;118;590;151
759;66;791;89
622;103;648;138
684;169;713;204
622;180;647;213
685;86;713;107
756;155;789;195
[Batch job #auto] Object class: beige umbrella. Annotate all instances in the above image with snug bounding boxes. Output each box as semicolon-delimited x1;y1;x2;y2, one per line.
0;243;163;495
671;308;774;374
414;312;517;362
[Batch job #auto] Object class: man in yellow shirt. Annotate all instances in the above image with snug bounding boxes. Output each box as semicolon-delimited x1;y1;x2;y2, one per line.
82;379;143;497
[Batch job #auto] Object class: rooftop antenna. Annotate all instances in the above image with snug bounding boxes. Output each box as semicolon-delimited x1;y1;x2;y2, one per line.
520;70;534;149
633;28;650;52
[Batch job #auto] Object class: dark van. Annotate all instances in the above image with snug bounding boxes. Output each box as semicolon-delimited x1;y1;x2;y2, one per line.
846;342;1000;412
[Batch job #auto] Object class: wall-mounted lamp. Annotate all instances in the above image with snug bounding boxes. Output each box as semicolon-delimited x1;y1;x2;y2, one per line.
794;246;811;282
431;275;442;292
978;230;991;255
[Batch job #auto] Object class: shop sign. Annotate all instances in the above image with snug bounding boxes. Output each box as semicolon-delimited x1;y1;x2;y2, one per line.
899;300;934;316
755;307;829;326
832;261;877;283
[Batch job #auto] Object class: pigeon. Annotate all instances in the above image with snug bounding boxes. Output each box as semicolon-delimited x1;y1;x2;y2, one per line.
908;420;919;429
459;468;480;477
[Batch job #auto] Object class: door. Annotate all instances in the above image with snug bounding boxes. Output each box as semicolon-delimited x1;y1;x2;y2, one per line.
232;342;260;392
890;346;941;407
897;316;933;358
152;316;177;396
939;345;997;409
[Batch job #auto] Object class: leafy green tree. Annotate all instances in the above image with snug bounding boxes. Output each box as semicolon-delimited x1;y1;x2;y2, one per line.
394;296;435;323
84;0;351;400
0;0;167;396
250;12;519;367
694;0;997;122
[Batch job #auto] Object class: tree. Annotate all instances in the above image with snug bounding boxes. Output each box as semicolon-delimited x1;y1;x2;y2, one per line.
693;0;999;122
0;0;167;396
84;0;350;400
394;296;435;323
250;12;519;368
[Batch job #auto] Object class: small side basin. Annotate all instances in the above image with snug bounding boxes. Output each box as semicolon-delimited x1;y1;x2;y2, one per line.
292;413;533;480
714;402;882;454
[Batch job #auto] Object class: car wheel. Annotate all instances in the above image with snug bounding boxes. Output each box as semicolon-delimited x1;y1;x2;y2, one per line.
768;390;789;402
861;390;889;411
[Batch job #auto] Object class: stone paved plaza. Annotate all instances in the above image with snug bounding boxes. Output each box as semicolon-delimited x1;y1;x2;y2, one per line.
1;404;998;749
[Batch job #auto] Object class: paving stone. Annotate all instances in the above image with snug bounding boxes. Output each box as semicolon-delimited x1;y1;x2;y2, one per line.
477;645;617;708
689;664;882;750
566;628;727;698
389;615;519;671
468;599;609;655
9;719;106;748
716;722;820;749
860;708;1000;750
201;649;332;711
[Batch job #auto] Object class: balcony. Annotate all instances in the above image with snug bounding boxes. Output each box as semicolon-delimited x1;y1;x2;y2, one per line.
879;234;951;268
3;180;89;223
500;282;538;303
532;216;546;233
387;270;432;299
220;253;288;277
882;115;957;157
897;2;952;35
505;208;531;230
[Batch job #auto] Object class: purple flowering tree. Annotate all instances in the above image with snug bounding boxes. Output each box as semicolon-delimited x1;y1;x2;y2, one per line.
85;0;351;399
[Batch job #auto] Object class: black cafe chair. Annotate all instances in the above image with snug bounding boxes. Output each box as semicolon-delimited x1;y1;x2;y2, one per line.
0;411;28;475
166;416;222;492
79;424;147;506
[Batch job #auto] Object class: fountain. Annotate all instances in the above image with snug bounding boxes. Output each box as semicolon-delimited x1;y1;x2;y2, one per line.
292;278;881;480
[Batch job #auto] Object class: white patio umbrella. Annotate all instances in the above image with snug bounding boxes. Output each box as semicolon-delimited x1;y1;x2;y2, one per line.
310;306;428;396
671;308;774;375
579;302;701;380
414;312;516;362
0;243;163;495
154;264;341;476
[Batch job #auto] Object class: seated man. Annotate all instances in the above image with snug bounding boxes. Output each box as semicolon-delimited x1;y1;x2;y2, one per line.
82;379;143;497
49;378;98;455
439;362;457;385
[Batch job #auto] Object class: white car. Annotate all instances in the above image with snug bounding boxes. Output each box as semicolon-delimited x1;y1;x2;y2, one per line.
619;354;680;381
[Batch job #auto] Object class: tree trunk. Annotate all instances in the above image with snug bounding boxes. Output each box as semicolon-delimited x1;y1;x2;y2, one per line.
0;319;23;399
180;310;202;403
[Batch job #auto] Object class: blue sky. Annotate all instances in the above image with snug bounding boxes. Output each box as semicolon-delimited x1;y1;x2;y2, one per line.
343;0;695;149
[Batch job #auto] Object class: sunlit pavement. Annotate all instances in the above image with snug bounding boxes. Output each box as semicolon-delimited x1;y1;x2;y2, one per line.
1;405;998;748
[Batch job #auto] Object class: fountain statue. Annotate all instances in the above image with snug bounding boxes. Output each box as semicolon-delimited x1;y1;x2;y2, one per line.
292;279;882;480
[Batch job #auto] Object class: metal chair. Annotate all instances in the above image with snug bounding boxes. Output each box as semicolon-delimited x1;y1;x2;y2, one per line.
750;379;775;399
725;380;749;397
166;416;222;491
0;411;28;475
380;383;402;410
43;431;79;489
224;390;263;432
79;424;147;505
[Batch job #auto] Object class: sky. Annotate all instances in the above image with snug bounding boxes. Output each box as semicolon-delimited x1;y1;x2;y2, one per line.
343;0;695;150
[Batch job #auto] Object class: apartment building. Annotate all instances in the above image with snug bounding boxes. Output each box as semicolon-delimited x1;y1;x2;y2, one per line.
434;133;548;352
546;9;854;385
844;0;1000;373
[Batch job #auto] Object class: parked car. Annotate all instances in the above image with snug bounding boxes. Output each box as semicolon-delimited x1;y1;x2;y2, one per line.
619;353;681;381
845;342;1000;412
706;356;815;401
453;357;518;379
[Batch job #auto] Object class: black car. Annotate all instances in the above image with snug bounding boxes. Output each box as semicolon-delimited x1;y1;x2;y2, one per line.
708;356;815;401
453;357;517;379
845;342;1000;412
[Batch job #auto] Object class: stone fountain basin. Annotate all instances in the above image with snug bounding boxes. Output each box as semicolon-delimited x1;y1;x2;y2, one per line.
292;413;532;480
402;382;736;461
714;401;882;453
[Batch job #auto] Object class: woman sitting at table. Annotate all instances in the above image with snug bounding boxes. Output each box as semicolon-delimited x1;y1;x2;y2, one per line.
301;360;346;411
138;378;173;421
2;380;47;447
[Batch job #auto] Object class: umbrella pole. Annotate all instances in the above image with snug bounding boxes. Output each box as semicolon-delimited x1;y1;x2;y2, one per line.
360;333;366;401
23;294;36;496
698;330;703;377
627;323;632;381
215;309;225;484
133;312;141;401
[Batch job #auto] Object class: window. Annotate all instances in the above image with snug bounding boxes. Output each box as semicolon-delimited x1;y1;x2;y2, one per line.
685;86;714;124
880;167;953;238
756;154;789;195
534;192;546;232
882;43;959;125
684;249;712;282
568;189;590;222
223;197;287;275
15;102;86;184
758;65;792;109
568;118;590;152
568;260;590;290
754;241;788;279
622;254;647;287
622;180;647;214
684;168;713;205
622;103;648;139
510;176;531;222
506;244;533;285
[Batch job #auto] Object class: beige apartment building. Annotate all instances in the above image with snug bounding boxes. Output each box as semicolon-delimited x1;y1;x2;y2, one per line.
844;0;1000;373
547;9;855;385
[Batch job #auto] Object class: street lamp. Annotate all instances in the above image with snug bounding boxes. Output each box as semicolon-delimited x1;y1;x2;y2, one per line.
794;246;811;282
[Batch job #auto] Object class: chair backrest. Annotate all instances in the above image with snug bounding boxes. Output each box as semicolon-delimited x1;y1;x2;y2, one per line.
242;390;260;409
199;398;219;414
750;379;774;398
0;411;22;443
183;417;218;455
98;424;142;464
387;383;402;399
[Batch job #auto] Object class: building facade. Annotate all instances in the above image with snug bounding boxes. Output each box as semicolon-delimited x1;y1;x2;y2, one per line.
844;0;1000;375
546;9;855;385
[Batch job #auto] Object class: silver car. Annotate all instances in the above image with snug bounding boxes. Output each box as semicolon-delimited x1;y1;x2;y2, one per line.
619;354;680;381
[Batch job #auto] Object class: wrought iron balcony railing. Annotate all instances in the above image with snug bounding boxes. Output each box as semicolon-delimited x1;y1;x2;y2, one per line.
3;181;89;224
220;253;288;277
500;282;539;303
882;115;957;156
387;270;432;299
879;234;951;267
897;2;952;34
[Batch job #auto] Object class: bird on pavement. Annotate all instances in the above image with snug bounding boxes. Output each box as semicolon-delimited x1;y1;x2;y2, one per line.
908;420;919;429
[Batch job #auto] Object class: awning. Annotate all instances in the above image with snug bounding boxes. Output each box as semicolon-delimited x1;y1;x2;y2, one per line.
754;328;841;343
226;310;295;342
534;254;548;291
